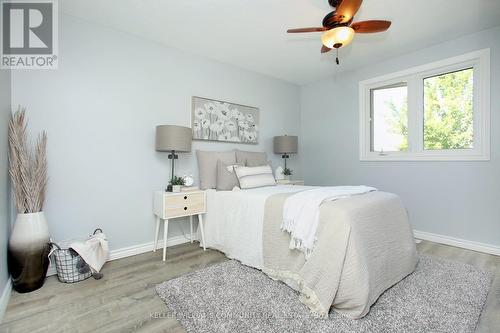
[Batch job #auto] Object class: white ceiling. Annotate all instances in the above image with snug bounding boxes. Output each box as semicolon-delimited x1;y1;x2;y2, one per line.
60;0;500;85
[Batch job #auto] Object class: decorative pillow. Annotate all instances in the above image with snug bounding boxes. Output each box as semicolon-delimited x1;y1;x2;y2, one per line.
234;165;276;189
235;149;267;166
246;159;273;169
246;160;275;177
216;161;242;191
196;150;236;190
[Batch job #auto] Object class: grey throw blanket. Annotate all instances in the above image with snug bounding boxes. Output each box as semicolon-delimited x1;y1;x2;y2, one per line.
262;191;417;318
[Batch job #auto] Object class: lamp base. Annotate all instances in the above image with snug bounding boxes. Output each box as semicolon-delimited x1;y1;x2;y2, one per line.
166;150;177;192
282;154;290;170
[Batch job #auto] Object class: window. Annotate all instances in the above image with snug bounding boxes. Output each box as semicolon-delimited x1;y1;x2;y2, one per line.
423;68;474;150
359;49;490;161
371;83;408;152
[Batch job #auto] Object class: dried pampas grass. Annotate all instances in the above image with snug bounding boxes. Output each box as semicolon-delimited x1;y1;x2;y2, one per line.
9;107;48;214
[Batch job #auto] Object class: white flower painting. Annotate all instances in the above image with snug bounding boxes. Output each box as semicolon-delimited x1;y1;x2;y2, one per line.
192;96;259;144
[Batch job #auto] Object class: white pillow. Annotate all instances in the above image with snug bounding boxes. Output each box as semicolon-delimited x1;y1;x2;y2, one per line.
234;165;276;189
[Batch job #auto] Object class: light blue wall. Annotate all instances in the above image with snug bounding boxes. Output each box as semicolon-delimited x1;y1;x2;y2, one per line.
0;68;11;309
300;26;500;247
10;15;301;251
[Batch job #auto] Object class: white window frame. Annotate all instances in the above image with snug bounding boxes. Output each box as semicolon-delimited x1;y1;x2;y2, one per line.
359;49;490;161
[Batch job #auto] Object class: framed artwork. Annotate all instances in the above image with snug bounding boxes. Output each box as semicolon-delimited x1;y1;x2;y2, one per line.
192;96;259;144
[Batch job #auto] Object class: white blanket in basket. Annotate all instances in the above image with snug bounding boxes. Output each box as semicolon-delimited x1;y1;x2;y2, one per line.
70;232;109;272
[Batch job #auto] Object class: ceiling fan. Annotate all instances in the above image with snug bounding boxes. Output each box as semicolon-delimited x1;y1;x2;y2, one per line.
287;0;391;64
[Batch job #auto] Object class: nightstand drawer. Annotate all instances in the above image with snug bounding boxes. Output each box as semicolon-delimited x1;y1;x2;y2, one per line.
165;202;205;219
165;192;204;207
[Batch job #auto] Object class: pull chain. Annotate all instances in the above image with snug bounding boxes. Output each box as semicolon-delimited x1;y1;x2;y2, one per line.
335;48;340;65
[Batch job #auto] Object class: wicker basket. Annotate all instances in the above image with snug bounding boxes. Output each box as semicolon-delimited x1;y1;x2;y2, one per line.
49;229;102;283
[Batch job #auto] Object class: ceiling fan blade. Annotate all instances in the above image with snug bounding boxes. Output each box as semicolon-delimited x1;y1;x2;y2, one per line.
336;0;363;22
287;27;327;33
323;0;363;26
323;0;363;28
286;27;328;34
321;45;332;53
351;20;391;33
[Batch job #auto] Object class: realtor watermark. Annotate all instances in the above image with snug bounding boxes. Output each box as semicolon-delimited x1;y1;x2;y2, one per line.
149;310;316;321
1;0;58;69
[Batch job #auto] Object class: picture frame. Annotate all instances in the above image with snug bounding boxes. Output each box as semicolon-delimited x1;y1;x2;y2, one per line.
191;96;259;144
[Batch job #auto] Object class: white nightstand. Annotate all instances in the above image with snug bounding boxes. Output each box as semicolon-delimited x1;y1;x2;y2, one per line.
276;179;304;186
153;190;206;261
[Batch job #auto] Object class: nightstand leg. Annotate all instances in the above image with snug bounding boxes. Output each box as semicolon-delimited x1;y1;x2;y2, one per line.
189;215;193;243
163;219;169;261
153;216;160;252
198;214;206;251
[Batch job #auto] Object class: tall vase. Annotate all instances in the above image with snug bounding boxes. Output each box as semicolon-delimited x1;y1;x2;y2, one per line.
8;212;50;293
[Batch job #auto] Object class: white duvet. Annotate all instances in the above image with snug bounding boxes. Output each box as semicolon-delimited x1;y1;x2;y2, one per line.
201;185;313;269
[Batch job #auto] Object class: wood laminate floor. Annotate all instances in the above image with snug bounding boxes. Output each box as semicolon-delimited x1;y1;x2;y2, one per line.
1;241;499;333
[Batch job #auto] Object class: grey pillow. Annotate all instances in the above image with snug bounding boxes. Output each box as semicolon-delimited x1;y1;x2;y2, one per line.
216;161;242;191
196;150;237;190
246;159;273;168
235;149;267;166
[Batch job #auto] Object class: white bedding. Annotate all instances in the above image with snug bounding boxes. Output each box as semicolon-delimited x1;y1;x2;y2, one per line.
282;186;376;256
200;185;417;318
201;185;313;269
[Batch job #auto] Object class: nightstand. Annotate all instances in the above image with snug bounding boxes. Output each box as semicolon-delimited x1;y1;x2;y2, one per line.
153;190;206;261
276;179;304;186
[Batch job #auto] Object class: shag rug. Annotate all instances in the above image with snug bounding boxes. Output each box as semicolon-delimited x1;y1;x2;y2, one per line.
156;256;492;333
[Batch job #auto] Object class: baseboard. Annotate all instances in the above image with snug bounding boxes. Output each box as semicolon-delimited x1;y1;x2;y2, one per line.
44;230;499;277
47;235;193;276
109;234;194;261
0;278;12;324
414;230;500;256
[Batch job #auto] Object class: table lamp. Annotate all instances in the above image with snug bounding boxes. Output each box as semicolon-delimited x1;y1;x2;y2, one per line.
156;125;192;191
273;135;298;170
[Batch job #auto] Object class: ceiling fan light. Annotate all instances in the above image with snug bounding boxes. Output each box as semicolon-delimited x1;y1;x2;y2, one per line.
321;26;355;49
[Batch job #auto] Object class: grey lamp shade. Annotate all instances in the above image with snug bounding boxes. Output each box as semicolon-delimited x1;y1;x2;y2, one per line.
155;125;192;152
274;135;298;154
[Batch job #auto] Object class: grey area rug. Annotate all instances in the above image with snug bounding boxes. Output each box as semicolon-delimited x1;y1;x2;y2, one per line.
156;256;492;333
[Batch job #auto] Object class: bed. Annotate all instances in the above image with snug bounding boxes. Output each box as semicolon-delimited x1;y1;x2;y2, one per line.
196;150;418;319
203;185;309;269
